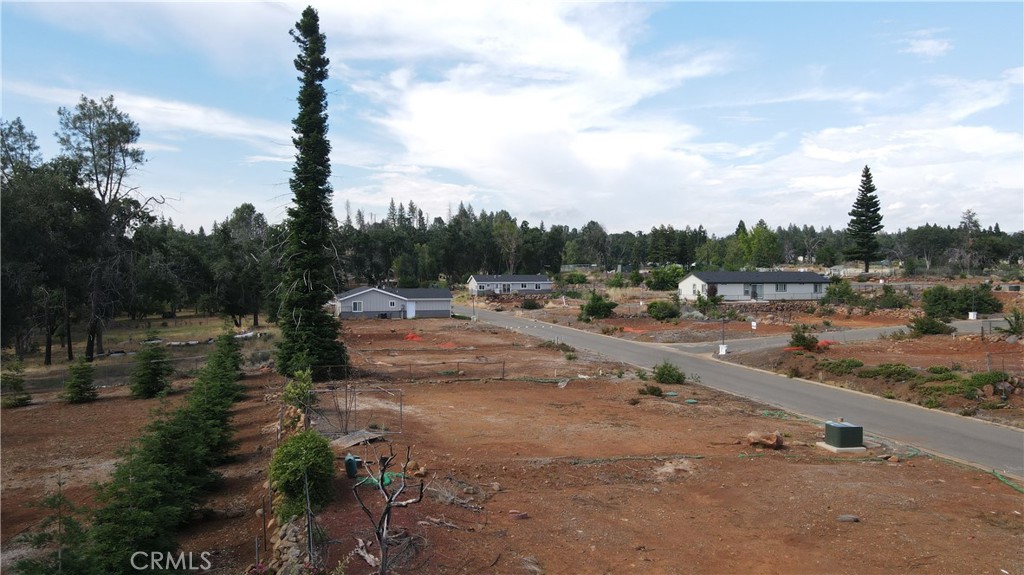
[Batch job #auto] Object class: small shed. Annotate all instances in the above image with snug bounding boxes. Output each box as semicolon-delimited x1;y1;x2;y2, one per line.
335;287;453;319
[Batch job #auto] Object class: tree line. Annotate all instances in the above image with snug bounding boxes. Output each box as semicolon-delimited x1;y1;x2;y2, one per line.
4;111;1022;364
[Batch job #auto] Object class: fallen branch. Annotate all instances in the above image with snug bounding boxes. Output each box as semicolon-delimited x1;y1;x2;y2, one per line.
417;515;461;530
354;538;379;568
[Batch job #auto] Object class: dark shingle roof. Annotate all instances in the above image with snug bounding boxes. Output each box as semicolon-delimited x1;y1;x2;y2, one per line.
392;288;452;300
469;274;551;282
336;286;452;300
688;271;830;284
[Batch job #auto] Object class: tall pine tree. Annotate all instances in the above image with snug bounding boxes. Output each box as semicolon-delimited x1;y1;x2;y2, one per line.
845;165;884;273
276;6;348;379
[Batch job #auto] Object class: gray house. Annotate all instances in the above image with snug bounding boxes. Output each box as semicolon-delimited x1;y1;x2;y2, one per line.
467;274;553;296
679;271;830;302
334;287;453;319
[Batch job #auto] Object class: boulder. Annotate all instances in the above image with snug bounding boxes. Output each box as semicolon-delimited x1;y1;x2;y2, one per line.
746;430;784;449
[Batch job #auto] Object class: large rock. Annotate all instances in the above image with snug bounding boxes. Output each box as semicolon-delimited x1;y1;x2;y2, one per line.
746;430;785;449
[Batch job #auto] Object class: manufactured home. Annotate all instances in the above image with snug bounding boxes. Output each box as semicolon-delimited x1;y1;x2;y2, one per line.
334;287;453;319
467;274;553;296
679;271;830;302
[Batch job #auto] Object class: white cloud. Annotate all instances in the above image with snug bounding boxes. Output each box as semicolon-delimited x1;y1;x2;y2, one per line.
899;29;953;59
5;80;290;151
7;3;1020;235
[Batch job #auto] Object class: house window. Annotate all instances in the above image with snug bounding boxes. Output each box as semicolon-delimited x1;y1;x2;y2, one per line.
352;301;363;312
692;283;699;295
535;284;541;290
776;283;787;292
521;283;528;289
389;301;397;308
814;283;823;294
743;284;750;296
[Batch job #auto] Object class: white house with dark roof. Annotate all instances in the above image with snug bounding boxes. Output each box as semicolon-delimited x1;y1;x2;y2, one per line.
467;274;553;296
334;287;453;319
679;271;830;302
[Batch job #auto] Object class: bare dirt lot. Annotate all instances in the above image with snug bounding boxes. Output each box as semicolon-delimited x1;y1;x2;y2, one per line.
3;316;1023;574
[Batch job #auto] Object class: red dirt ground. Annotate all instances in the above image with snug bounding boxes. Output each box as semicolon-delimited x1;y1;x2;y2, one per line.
3;317;1022;574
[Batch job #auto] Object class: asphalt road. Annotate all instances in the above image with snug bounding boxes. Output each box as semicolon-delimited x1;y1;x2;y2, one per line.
455;305;1024;479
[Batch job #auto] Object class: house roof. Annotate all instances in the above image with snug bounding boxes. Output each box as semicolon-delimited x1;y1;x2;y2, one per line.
336;286;452;301
392;288;453;300
684;271;830;284
469;274;552;283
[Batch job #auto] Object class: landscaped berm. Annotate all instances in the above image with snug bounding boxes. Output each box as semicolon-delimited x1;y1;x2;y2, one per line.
2;316;1021;574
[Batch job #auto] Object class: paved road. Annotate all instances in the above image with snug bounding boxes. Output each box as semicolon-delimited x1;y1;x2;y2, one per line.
456;306;1024;479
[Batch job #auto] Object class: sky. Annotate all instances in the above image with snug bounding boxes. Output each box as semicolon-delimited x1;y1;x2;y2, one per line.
2;1;1022;237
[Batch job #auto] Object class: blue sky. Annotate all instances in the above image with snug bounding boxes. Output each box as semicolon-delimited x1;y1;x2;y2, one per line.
3;1;1022;236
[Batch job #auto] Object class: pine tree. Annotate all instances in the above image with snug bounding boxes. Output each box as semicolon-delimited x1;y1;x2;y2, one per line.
845;165;884;273
276;6;349;380
62;358;98;403
130;337;174;399
0;360;31;408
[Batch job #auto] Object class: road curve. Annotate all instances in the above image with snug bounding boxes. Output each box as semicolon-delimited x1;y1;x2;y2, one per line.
456;306;1024;479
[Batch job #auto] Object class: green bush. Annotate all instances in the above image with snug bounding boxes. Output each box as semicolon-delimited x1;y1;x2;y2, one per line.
579;291;617;320
270;430;335;521
927;365;952;374
858;363;917;381
1;361;31;408
653;361;686;384
607;273;627;288
923;371;960;383
563;272;588;285
694;293;724;316
647;300;680;321
876;285;911;309
821;279;864;306
908;315;956;336
521;298;543;310
131;339;175;399
539;340;575;353
967;371;1010;388
282;368;317;410
62;358;98;404
815;358;864;376
629;270;644;286
638;384;663;397
995;307;1024;336
788;325;819;351
921;284;1002;320
644;264;687;291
